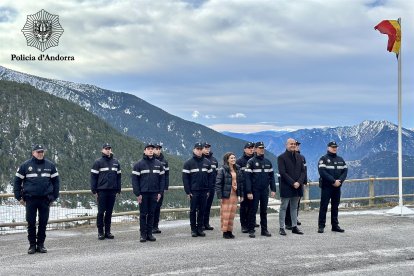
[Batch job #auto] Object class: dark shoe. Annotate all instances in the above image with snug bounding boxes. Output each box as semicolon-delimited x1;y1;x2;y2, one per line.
197;230;206;237
292;227;304;235
261;230;272;237
249;232;255;238
105;233;114;239
297;220;302;226
318;227;324;233
147;234;156;241
223;232;231;239
36;245;47;253
255;223;260;228
152;228;162;234
204;225;214;231
279;228;287;236
191;231;198;237
285;225;293;230
140;235;147;242
228;231;235;239
241;227;249;233
28;245;36;254
98;233;105;240
332;226;345;233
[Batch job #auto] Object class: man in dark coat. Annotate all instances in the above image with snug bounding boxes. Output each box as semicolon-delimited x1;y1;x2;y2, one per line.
285;140;307;229
277;138;305;235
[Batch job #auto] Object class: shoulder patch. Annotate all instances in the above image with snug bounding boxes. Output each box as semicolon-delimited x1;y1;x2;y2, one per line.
319;160;324;164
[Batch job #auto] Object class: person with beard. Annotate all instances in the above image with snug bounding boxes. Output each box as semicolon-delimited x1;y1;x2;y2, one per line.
14;144;60;254
91;143;121;240
245;142;276;238
317;141;348;233
201;142;218;231
216;152;244;239
132;143;165;242
285;140;308;229
182;142;213;237
152;143;169;234
236;141;255;233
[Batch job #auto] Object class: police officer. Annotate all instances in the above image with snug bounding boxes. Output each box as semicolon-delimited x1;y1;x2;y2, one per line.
318;141;348;233
132;143;165;242
201;141;218;231
90;143;121;240
236;141;255;233
153;143;169;234
285;140;308;229
182;142;213;237
245;142;276;238
14;144;60;254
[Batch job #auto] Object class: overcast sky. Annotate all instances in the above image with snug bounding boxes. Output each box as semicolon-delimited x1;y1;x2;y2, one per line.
1;0;413;132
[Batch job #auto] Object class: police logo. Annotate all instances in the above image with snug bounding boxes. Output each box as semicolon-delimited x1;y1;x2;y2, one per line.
28;166;33;171
327;159;331;163
255;162;259;167
319;160;323;164
21;9;64;52
37;168;41;172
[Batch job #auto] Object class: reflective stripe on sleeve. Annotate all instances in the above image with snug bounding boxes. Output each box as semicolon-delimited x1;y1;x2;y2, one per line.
182;169;191;174
91;169;99;174
190;169;199;173
132;171;140;176
264;168;273;173
51;172;59;178
117;170;121;174
15;173;25;179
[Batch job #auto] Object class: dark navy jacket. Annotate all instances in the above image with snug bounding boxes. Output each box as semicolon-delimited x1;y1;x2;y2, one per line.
132;155;165;196
318;152;348;188
90;154;121;194
203;152;218;191
182;154;213;194
236;153;254;196
14;157;60;201
245;155;276;193
155;153;169;190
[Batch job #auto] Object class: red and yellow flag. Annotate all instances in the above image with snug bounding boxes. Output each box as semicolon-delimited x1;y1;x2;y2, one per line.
374;20;401;54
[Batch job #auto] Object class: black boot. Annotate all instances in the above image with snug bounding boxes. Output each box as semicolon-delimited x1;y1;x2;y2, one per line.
36;244;47;253
28;245;36;254
228;231;235;239
223;232;230;239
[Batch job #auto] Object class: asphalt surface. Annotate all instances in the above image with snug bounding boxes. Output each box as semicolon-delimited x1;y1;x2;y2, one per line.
1;209;414;275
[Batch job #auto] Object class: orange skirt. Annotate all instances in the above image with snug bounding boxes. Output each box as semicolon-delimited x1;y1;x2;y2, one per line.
220;188;238;232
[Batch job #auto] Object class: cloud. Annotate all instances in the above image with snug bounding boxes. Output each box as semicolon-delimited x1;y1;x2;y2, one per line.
204;114;216;119
191;110;200;118
229;113;247;119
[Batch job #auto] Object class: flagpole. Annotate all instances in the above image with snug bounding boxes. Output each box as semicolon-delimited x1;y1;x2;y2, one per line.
397;17;403;214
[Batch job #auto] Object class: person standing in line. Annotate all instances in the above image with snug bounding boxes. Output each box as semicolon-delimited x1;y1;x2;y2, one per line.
277;138;305;236
318;141;348;233
285;140;308;229
152;143;169;234
182;142;213;237
245;142;276;238
14;144;60;254
216;152;244;239
236;142;255;233
202;142;218;231
90;143;121;240
132;143;165;242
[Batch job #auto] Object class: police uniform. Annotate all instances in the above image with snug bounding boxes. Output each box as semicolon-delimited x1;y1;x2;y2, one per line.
182;142;213;237
202;142;218;230
90;143;121;239
245;142;276;237
14;144;60;254
236;142;255;232
132;145;165;242
153;144;169;233
318;141;348;232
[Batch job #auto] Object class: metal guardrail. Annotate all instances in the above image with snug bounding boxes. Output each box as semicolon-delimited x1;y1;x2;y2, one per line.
1;177;414;232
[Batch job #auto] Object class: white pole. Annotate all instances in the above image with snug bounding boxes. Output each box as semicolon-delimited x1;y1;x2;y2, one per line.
397;17;403;214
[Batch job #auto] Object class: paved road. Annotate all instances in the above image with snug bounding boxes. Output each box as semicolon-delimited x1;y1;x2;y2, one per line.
1;209;414;275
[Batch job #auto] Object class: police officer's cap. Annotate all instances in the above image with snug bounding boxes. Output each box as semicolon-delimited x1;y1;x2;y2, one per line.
255;141;265;148
144;143;156;149
194;142;203;149
327;141;338;147
102;143;111;149
32;144;45;152
244;142;255;148
295;140;301;145
203;142;211;148
155;143;162;149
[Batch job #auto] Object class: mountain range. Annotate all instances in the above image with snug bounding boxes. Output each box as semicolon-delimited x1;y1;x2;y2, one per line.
0;65;277;165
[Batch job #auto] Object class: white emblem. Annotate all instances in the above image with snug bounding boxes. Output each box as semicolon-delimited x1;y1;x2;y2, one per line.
28;166;33;171
319;160;323;164
255;162;259;167
327;159;331;163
